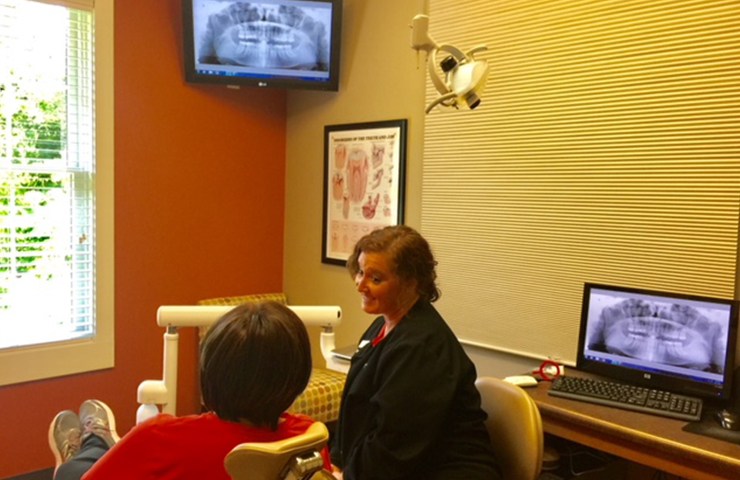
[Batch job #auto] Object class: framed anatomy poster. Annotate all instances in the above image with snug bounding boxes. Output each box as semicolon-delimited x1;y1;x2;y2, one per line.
322;119;407;265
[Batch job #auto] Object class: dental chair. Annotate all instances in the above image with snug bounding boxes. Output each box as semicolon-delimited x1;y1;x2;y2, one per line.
136;294;346;425
225;421;337;480
197;294;348;425
475;376;544;480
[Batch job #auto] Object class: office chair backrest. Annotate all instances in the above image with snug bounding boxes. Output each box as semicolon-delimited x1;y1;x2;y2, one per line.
475;376;544;480
224;421;336;480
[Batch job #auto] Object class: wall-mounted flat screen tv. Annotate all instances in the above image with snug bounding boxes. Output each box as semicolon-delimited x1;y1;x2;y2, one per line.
183;0;342;91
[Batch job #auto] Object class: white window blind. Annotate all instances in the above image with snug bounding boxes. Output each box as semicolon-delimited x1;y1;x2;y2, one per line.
29;0;92;9
0;0;94;349
421;0;740;363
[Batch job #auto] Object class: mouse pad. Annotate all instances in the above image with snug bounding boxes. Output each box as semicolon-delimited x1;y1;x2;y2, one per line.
682;409;740;445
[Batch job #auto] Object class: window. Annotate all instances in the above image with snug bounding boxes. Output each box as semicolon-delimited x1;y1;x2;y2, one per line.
0;0;113;385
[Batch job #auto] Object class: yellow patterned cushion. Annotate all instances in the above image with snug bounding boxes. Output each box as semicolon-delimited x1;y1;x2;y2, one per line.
288;367;346;424
198;293;288;307
197;293;346;424
197;293;288;339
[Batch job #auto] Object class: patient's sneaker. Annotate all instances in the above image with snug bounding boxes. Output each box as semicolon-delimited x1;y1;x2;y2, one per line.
79;399;120;447
48;410;82;471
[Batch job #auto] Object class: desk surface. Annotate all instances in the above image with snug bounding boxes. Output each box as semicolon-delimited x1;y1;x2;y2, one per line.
528;374;740;480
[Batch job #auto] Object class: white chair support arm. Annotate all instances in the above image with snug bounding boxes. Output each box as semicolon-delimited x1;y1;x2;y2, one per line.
136;305;342;424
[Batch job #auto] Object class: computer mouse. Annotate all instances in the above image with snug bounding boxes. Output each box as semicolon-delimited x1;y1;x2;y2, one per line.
716;409;740;431
503;375;539;387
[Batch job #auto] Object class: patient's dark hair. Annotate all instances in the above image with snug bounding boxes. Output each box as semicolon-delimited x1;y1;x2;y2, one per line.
199;300;312;429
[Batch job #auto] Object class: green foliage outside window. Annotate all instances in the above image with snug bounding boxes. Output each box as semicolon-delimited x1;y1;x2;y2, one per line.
0;75;65;298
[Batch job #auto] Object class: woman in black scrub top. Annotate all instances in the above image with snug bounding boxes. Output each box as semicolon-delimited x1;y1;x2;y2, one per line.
330;225;501;480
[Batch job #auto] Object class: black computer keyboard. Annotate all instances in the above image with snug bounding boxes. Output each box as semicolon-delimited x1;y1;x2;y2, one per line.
549;376;702;421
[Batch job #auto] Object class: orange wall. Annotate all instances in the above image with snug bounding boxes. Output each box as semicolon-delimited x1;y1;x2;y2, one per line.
0;1;287;477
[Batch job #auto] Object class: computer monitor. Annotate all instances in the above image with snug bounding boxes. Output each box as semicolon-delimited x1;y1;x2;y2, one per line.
577;283;739;401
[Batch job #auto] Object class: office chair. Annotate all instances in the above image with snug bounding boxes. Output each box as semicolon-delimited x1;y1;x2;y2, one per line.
224;421;337;480
475;376;544;480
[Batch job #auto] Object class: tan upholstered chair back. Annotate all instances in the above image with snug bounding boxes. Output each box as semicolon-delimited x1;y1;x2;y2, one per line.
475;376;544;480
224;421;336;480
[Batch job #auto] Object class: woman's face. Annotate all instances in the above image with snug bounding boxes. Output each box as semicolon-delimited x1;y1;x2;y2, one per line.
354;251;415;319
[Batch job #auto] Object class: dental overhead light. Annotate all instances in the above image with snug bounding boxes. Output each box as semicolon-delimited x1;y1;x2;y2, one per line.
411;13;489;114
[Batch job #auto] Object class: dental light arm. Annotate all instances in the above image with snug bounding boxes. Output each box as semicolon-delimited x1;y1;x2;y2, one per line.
136;305;342;424
411;13;489;114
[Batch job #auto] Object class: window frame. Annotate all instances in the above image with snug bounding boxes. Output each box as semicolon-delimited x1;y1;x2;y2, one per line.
0;0;114;386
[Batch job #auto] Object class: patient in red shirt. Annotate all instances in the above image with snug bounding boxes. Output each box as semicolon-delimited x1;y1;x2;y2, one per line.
48;301;330;480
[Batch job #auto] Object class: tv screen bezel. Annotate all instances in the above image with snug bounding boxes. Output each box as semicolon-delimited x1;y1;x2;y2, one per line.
182;0;342;91
576;282;739;401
